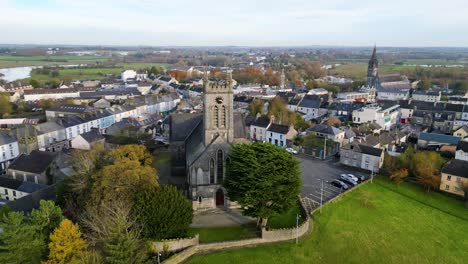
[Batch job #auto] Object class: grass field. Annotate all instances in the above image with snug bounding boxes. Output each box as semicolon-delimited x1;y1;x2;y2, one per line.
187;178;468;264
329;64;418;81
0;55;111;68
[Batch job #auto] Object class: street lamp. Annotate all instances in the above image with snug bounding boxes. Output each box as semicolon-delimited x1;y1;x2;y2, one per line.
317;178;327;214
296;214;301;244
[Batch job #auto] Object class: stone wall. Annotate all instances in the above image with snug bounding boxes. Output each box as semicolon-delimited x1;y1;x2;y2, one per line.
152;235;199;253
261;218;310;241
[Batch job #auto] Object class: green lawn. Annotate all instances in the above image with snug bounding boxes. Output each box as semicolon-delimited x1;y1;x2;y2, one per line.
187;178;468;264
190;224;259;243
0;55;110;68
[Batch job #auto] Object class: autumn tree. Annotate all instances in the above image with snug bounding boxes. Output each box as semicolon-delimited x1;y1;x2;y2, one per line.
390;168;409;186
325;116;342;127
413;152;445;192
267;96;295;125
294;114;310;131
224;142;302;227
0;93;12;117
45;219;86;264
168;70;187;81
81;201;148;264
39;99;57;110
247;100;264;117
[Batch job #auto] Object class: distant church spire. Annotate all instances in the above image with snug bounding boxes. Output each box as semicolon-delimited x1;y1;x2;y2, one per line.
367;45;379;87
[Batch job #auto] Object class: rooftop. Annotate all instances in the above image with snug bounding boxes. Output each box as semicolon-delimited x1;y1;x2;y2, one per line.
441;159;468;178
8;150;57;174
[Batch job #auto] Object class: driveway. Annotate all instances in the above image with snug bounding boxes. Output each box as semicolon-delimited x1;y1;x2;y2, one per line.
296;155;369;211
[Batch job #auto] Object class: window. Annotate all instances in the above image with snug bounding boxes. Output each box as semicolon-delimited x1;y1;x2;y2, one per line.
209;159;215;184
213;106;219;128
221;105;226;127
217;150;224;184
13;191;16;197
447;175;452;181
445;185;450;190
280;135;283;139
4;189;7;195
456;177;462;183
280;141;283;147
454;187;461;192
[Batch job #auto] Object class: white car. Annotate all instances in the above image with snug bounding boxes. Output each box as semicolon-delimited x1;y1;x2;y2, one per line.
286;148;298;154
342;173;359;183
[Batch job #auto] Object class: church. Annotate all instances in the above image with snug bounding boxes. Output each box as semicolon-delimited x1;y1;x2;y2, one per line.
169;71;248;210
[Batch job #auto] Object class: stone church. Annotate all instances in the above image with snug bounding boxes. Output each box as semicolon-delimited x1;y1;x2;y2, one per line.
170;72;247;210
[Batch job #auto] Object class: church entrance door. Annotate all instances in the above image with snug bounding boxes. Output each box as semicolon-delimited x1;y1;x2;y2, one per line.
215;189;224;207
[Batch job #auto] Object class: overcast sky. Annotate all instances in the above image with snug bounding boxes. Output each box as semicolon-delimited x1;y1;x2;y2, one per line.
1;0;468;47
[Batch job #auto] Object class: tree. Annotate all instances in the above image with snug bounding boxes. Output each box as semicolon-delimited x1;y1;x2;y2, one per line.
325;116;341;127
62;98;75;105
418;77;432;91
45;219;86;264
267;97;295;125
133;185;193;240
39;99;57;110
108;144;153;167
224;142;302;227
0;211;45;264
294;114;310;131
31;200;64;239
247;100;264;117
30;79;41;88
81;201;148;264
51;70;60;78
413;152;444;192
389;168;409;186
0;93;12;117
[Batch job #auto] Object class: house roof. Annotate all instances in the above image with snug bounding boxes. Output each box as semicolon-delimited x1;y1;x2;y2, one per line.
48;104;93;113
17;181;48;193
267;123;290;134
79;130;104;143
419;133;461;145
358;144;383;157
456;140;468;152
251;116;271;128
441;159;468;178
298;98;321;109
0;177;23;189
0;132;16;145
8;150;57;174
307;124;343;136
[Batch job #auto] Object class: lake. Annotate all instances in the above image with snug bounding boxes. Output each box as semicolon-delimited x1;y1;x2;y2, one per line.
0;66;41;82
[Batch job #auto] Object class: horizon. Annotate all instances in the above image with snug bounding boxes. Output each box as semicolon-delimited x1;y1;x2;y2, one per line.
2;0;468;47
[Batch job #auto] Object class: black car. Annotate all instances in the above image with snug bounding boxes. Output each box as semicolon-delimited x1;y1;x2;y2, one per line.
330;180;349;190
339;177;357;187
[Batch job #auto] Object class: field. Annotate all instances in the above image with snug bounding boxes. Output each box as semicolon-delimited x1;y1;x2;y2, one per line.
0;55;111;68
190;225;259;243
187;178;468;264
329;64;418;81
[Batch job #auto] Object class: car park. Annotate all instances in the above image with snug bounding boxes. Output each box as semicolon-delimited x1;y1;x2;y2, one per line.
330;180;349;190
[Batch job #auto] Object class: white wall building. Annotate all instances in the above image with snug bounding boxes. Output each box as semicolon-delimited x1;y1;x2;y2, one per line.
121;70;137;81
352;104;401;131
412;91;441;102
0;133;20;174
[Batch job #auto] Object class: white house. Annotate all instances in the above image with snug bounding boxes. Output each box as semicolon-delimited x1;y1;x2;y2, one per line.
266;123;297;147
70;130;105;150
412;91;441;102
24;88;81;101
0;177;47;201
352;104;401;131
121;70;137;81
455;141;468;162
0;133;20;175
340;143;384;173
377;90;410;101
250;116;271;141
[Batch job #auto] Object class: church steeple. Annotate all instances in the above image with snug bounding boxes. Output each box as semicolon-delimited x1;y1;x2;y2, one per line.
367;45;379;87
280;68;286;88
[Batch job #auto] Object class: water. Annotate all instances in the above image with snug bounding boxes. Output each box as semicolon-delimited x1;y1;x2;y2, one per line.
0;66;41;82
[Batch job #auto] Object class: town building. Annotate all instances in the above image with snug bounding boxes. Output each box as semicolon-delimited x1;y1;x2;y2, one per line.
440;159;468;197
0;133;20;175
250;116;271;141
266;124;297;147
0;177;47;201
340;143;384;172
306;124;345;146
411;91;441;102
70;129;105;150
5;150;58;185
352;104;400;131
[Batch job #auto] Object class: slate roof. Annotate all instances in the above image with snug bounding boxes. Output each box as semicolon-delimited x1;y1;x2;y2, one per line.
419;133;461;145
244;115;256;127
80;130;104;143
159;76;172;82
288;97;302;106
359;144;383;157
8;150;57;174
298;98;321;109
0;177;23;189
445;103;464;112
233;113;247;138
267;123;290;134
251;116;271;128
456;140;468;152
48;104;93;113
307;124;343;136
441;159;468;178
17;181;48;193
170;113;203;141
0;132;16;145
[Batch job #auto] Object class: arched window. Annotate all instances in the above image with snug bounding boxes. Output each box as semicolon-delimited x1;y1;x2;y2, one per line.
217;149;224;184
213;106;219;128
221;105;226;127
209;159;215;184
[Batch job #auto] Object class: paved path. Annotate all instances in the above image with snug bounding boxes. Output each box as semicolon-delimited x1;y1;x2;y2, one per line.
191;208;255;228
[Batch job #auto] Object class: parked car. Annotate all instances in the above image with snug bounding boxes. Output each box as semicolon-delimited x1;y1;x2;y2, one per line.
339;176;358;187
330;180;349;190
341;173;359;183
354;174;366;182
286;148;298;154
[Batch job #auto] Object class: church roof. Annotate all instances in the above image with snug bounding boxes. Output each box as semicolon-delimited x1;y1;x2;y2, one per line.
170;113;203;141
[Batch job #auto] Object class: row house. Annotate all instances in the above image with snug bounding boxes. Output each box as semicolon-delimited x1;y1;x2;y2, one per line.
352;104;401;131
440;141;468;197
340;143;384;173
0;133;20;175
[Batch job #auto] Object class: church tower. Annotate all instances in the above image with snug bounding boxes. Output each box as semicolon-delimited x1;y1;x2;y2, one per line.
280;68;286;88
367;45;379;87
202;69;234;145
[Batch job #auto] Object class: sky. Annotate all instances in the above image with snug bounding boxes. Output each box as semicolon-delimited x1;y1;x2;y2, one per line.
1;0;468;47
